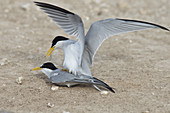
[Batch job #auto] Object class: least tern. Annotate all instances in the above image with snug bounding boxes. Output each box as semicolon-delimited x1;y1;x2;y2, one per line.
32;62;115;93
34;1;169;75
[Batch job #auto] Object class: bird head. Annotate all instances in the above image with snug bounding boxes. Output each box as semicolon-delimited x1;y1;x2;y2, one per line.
46;36;69;57
32;62;57;77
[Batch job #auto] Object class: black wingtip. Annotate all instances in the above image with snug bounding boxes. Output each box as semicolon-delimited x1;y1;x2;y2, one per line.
93;77;115;93
107;86;115;93
116;18;170;31
34;1;74;15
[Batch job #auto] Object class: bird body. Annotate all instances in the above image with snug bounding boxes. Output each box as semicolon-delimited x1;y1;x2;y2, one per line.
56;39;91;75
32;62;115;93
34;2;169;76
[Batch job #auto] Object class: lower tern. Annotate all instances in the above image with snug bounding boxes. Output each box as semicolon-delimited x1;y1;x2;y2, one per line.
34;1;169;76
32;62;115;93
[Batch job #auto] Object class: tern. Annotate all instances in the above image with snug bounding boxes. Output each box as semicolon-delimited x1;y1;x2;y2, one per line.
34;1;169;76
32;62;115;93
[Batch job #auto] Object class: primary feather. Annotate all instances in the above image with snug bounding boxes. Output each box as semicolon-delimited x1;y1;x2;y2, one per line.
84;18;169;65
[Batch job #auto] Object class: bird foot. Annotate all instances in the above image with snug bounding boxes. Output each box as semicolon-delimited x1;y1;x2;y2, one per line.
61;68;69;73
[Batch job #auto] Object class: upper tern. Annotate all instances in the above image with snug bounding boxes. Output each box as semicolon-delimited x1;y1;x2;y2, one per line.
32;62;115;93
34;1;169;76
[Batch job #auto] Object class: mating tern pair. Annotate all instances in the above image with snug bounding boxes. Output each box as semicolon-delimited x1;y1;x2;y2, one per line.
33;2;169;92
34;1;169;76
32;62;115;93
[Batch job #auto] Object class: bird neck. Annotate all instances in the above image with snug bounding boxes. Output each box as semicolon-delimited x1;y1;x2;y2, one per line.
41;68;53;78
61;39;75;49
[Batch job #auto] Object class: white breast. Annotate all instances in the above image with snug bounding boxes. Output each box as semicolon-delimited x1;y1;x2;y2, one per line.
63;43;79;75
62;43;91;76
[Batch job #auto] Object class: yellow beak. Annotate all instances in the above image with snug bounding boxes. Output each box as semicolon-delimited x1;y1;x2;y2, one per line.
45;47;55;57
32;67;42;71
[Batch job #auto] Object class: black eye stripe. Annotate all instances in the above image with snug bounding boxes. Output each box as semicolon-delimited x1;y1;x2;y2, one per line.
51;36;69;47
40;62;57;70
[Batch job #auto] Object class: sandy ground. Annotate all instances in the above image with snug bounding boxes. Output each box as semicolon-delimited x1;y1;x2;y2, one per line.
0;0;170;113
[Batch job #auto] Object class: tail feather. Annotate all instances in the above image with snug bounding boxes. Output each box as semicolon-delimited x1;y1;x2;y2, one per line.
92;77;115;93
68;76;115;93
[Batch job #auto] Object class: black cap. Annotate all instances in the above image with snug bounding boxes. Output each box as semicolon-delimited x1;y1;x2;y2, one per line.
40;62;57;70
51;36;69;47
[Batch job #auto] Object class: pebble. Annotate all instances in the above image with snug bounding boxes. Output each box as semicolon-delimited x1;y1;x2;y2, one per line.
63;111;70;113
142;111;149;113
85;16;89;21
16;45;21;49
51;85;59;91
16;77;24;85
4;9;9;13
15;27;20;30
100;91;108;95
0;58;9;66
21;4;30;11
129;40;133;43
47;103;54;108
151;92;155;95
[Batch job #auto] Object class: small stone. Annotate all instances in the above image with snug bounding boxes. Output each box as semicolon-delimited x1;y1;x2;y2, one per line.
4;9;9;13
16;77;24;85
47;103;54;108
0;58;9;66
15;27;20;30
100;91;108;95
142;111;149;113
16;45;21;49
97;11;102;16
129;40;133;43
63;111;70;113
85;16;89;21
51;85;59;91
21;4;30;11
154;86;159;89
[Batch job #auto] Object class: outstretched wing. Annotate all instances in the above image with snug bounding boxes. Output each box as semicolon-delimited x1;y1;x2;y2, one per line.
34;1;85;39
34;1;85;64
84;18;169;65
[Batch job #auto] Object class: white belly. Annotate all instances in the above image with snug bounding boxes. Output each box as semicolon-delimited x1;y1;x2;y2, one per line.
63;44;91;76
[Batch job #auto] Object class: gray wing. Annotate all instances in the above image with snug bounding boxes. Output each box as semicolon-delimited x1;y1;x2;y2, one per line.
84;18;169;65
50;70;75;83
34;2;85;39
34;1;85;65
49;70;114;92
69;76;115;93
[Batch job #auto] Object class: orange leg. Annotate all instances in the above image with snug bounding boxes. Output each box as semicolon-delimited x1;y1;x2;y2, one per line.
61;68;69;73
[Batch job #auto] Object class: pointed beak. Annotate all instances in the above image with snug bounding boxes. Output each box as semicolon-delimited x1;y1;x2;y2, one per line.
32;67;42;71
45;47;55;57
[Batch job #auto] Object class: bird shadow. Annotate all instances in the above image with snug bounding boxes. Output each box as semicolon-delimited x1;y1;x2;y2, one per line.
33;73;52;86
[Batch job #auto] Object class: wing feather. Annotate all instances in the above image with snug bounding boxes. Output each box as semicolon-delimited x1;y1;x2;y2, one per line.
85;18;169;65
34;1;85;39
34;1;85;65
